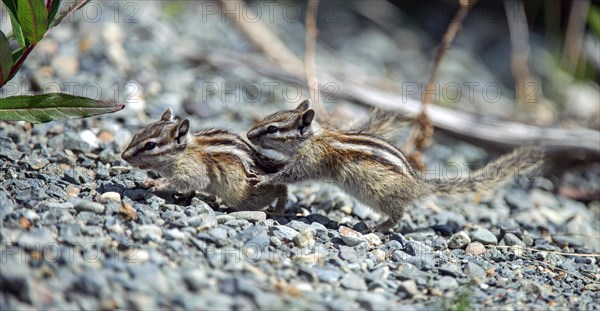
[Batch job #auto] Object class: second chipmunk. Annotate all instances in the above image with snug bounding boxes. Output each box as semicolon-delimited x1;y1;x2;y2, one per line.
247;100;544;232
121;108;287;213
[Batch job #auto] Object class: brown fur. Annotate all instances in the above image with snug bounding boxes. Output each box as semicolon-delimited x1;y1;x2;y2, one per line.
247;100;545;232
122;108;287;213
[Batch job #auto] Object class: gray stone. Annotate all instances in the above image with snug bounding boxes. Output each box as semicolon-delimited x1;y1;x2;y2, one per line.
530;189;559;208
505;188;534;210
17;228;55;250
498;218;521;235
287;220;313;233
293;229;315;248
339;245;359;263
0;148;23;161
0;257;32;303
341;273;367;291
310;222;327;236
164;228;185;241
365;266;389;283
356;293;388;310
314;267;341;283
60;223;81;243
134;225;162;242
183;270;207;292
306;214;330;225
208;227;230;245
227;211;266;222
339;226;365;246
270;225;298;241
502;233;526;247
63;132;92;153
75;200;105;214
405;229;436;241
437;276;459;291
216;215;235;224
62;169;84;185
395;263;430;282
398;280;419;297
223;219;251;229
552;235;585;248
470;228;498;245
440;263;464;277
465;262;486;282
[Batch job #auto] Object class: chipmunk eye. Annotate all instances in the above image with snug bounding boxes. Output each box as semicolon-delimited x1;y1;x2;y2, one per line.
266;126;279;134
144;142;157;151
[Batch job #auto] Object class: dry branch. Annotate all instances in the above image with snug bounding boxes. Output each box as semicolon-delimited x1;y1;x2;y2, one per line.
403;0;477;170
504;0;543;109
184;50;600;161
562;0;591;72
304;0;329;120
218;0;303;73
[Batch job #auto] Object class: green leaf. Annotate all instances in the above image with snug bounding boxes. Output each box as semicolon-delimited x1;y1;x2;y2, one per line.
11;46;24;63
9;13;27;48
17;0;48;44
0;93;125;123
3;0;27;47
0;31;14;85
51;0;90;27
48;0;61;27
588;5;600;36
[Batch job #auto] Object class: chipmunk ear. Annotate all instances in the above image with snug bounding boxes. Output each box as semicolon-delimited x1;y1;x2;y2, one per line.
161;108;173;121
175;119;190;143
301;109;315;126
296;99;311;111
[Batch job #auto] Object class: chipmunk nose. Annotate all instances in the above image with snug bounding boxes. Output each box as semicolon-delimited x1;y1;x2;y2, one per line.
121;150;131;161
246;131;257;142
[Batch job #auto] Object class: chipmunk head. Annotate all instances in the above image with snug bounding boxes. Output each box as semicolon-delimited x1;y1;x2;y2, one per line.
247;99;316;156
121;108;190;170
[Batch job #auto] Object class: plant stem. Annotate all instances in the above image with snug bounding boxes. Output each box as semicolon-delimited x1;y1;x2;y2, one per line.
7;44;36;81
57;0;90;26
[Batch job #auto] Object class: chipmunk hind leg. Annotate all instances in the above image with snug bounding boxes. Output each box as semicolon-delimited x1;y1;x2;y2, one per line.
237;184;288;213
369;198;406;233
272;185;288;215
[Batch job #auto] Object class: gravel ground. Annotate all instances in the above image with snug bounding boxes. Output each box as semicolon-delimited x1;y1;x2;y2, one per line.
1;2;599;310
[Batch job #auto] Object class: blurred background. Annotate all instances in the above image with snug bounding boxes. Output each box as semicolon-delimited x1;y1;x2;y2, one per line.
1;0;598;197
1;0;598;127
1;2;599;309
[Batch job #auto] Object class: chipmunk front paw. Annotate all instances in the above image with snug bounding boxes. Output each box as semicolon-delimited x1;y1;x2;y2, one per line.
143;178;170;192
249;175;267;188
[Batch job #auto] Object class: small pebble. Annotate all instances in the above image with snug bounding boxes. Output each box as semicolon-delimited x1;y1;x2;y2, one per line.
75;201;105;214
339;226;365;246
448;231;471;249
100;192;121;203
466;242;486;255
293;229;315;248
227;211;266;222
470;228;498;245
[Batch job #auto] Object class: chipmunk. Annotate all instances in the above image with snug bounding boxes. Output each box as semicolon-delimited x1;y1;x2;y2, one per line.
247;100;545;232
121;108;287;213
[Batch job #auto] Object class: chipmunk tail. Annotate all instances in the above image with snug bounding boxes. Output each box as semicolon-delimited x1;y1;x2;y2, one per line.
349;108;411;138
425;147;545;196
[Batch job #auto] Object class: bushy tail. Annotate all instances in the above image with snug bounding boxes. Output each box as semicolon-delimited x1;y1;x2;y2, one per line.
348;108;411;139
425;147;545;196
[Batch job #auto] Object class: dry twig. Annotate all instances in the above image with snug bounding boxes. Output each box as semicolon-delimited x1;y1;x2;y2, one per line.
504;0;543;110
218;0;303;73
403;0;478;171
562;0;591;73
183;50;600;160
304;0;329;119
